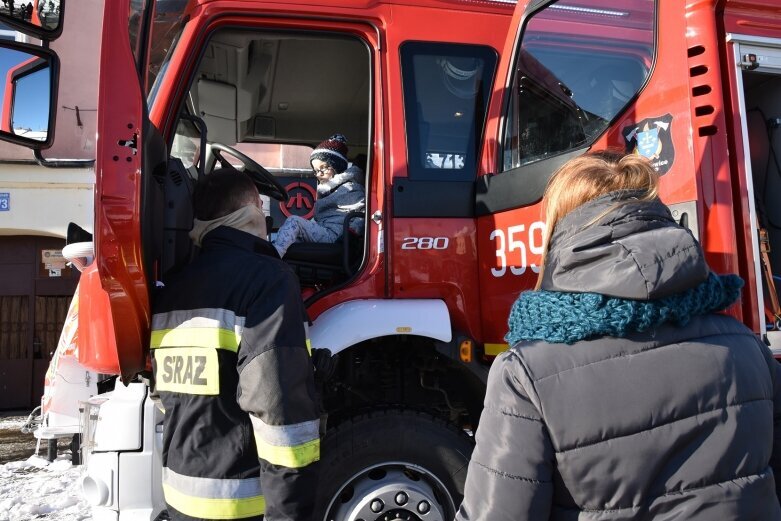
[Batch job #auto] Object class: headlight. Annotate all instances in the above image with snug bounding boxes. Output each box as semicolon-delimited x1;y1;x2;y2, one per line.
81;474;110;506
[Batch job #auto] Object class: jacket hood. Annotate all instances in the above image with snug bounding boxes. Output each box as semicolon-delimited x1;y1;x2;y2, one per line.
539;191;709;300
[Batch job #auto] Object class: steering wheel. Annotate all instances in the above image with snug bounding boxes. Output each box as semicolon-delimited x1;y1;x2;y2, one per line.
207;143;289;202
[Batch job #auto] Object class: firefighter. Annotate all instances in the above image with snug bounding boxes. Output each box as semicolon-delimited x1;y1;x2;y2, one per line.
456;152;781;520
151;168;320;521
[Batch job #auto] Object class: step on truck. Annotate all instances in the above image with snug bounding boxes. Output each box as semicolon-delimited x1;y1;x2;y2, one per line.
2;0;781;519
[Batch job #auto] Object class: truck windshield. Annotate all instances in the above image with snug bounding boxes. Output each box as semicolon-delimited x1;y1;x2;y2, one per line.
502;0;656;170
128;0;189;104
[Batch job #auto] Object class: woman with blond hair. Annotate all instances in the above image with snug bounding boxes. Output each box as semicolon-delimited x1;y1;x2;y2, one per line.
455;151;781;521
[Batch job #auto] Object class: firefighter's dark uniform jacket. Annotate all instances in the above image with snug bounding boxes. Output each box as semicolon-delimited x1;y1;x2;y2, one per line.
151;226;320;521
456;193;781;521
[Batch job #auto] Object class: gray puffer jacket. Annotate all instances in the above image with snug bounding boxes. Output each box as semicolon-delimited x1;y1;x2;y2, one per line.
456;192;781;521
315;165;365;235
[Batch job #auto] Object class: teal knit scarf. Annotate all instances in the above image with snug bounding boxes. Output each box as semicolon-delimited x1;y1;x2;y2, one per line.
505;273;744;345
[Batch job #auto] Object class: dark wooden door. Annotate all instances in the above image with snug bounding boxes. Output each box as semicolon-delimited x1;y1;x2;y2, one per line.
0;236;78;410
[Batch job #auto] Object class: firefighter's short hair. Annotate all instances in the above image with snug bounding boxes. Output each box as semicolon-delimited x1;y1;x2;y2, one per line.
194;168;259;221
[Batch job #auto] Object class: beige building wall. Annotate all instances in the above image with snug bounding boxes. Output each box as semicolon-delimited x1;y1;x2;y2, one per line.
0;163;93;236
0;0;101;409
0;0;101;238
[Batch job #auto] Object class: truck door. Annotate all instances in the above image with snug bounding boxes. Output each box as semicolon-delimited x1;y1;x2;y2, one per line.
91;0;170;379
392;39;501;340
477;0;667;355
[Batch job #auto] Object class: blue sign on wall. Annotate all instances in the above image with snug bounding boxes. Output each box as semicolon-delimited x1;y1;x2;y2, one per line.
0;193;8;211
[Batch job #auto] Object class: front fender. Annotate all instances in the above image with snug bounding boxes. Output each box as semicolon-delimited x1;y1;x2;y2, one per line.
309;299;451;355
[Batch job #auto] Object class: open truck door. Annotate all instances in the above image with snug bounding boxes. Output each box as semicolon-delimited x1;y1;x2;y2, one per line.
87;0;168;381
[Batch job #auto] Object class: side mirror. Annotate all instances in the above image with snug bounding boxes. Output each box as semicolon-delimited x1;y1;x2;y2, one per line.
0;0;63;40
0;41;58;148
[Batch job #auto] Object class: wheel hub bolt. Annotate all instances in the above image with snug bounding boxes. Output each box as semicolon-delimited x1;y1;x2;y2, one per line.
417;501;430;514
370;499;384;513
395;492;408;506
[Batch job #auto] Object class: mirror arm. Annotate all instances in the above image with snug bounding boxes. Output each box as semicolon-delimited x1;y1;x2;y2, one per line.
34;149;94;168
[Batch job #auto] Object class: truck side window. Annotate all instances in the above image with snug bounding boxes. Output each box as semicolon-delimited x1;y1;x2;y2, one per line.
129;0;189;96
401;42;498;181
502;0;656;171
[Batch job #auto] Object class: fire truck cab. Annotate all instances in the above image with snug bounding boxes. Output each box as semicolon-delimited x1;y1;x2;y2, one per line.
2;0;781;520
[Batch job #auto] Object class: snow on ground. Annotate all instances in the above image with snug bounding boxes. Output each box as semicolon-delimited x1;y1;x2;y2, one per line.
0;417;92;521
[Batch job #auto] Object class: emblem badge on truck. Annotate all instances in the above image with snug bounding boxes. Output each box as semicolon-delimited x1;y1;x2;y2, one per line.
623;113;675;175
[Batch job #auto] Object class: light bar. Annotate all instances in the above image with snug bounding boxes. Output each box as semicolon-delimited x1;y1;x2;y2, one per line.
549;4;630;17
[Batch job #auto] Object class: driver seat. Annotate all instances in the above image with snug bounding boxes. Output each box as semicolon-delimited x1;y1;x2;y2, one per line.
282;211;365;286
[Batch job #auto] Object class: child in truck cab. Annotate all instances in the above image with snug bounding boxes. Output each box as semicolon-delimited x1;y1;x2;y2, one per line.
273;133;365;258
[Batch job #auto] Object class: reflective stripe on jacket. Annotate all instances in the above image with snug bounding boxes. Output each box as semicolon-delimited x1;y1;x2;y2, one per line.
152;226;320;521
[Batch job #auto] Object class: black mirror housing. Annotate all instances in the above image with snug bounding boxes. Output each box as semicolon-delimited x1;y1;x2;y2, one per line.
0;40;59;149
0;0;64;40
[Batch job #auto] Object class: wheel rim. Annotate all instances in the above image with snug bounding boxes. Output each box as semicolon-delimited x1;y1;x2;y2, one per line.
324;462;454;521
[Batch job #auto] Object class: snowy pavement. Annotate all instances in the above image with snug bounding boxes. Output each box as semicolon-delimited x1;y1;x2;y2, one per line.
0;417;91;521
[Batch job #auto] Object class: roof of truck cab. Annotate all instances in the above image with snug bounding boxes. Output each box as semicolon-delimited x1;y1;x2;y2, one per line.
193;0;516;15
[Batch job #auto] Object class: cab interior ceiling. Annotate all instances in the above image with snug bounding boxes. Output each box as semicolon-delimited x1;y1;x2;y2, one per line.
742;70;781;277
187;30;371;155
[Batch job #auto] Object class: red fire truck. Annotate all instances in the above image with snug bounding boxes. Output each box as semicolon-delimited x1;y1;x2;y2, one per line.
2;0;781;519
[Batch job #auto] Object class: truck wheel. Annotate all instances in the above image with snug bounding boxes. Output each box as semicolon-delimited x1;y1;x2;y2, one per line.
318;409;473;521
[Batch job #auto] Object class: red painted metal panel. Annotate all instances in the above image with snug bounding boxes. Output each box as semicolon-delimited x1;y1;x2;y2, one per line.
720;40;763;333
475;204;544;350
77;264;120;374
92;0;150;380
685;0;742;322
724;0;781;38
392;218;483;340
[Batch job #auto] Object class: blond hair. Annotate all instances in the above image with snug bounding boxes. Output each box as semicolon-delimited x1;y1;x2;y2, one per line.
535;151;660;289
